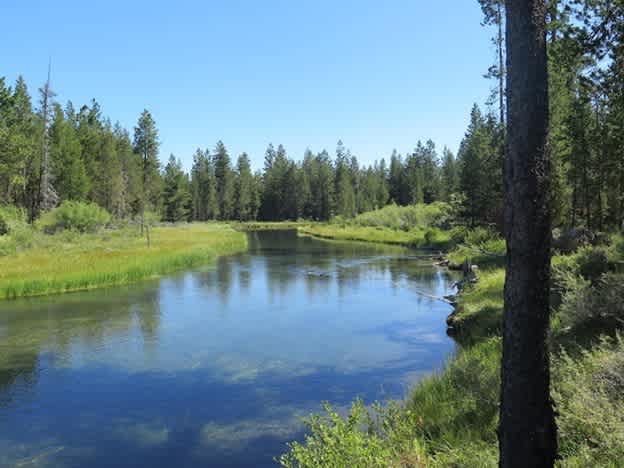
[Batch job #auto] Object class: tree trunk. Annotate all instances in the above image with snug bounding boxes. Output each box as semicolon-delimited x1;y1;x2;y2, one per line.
498;2;505;127
499;1;557;467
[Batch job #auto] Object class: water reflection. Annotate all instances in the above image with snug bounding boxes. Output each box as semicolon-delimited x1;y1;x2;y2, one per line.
0;230;457;468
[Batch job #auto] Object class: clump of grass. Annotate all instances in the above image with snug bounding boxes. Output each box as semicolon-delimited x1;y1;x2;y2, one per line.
0;223;246;299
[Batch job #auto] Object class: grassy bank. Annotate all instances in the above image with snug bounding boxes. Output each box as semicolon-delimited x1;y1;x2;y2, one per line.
281;234;624;467
297;203;456;250
0;223;247;299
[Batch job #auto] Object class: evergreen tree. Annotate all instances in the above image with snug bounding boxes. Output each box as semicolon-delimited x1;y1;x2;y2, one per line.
162;154;191;222
49;103;89;201
234;152;254;221
213;141;235;220
133;109;161;230
334;141;356;218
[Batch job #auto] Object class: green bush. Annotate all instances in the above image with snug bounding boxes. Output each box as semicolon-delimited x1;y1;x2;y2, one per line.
575;246;612;284
556;273;624;332
0;206;34;255
37;201;111;233
554;336;624;466
349;202;453;231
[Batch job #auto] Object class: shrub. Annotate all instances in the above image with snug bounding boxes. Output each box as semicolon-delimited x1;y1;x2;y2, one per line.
556;272;624;332
37;201;111;234
575;246;611;284
279;399;430;468
0;207;34;255
349;202;453;232
554;336;624;465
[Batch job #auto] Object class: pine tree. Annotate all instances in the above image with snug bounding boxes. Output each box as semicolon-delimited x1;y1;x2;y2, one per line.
213;141;234;220
133;109;161;231
162;154;191;222
49;103;89;201
234;152;254;221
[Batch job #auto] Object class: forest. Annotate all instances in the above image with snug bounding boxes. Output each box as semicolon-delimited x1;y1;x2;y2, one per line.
1;0;624;467
1;2;622;231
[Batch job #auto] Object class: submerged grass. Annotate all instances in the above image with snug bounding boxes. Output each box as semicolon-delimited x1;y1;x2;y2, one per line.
0;223;247;299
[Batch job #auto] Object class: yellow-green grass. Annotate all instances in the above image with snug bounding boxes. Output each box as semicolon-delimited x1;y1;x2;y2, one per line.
0;223;247;300
298;224;452;249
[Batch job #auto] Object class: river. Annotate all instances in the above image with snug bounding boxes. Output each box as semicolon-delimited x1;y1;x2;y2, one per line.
0;230;457;467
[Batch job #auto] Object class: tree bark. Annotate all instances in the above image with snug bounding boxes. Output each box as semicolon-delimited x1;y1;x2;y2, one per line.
499;1;557;467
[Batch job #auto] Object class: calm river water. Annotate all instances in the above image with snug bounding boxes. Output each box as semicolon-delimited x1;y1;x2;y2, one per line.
0;230;457;467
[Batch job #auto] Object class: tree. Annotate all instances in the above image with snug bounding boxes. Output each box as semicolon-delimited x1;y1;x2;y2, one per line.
234;152;254;221
162;154;191;222
133;109;160;233
213;141;235;220
499;1;557;466
37;63;58;213
190;148;218;220
334;141;356;218
440;147;458;201
479;0;506;125
49;103;89;201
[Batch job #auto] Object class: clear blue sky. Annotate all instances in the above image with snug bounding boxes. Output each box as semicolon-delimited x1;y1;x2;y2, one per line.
1;0;494;171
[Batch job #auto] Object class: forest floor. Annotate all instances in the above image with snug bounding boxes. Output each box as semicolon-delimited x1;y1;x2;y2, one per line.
0;223;247;300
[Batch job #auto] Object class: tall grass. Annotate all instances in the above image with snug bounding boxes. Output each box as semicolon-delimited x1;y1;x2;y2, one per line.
298;203;458;250
0;223;247;299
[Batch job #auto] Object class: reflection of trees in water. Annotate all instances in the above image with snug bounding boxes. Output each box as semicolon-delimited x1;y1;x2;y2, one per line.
0;287;161;401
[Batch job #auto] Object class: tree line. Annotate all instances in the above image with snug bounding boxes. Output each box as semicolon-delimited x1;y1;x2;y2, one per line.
0;79;462;223
0;0;622;232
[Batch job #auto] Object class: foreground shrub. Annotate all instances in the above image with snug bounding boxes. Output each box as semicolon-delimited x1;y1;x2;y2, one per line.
37;201;111;233
554;336;624;466
279;399;430;468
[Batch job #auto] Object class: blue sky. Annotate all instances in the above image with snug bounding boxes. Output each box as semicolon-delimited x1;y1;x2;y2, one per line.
1;1;494;170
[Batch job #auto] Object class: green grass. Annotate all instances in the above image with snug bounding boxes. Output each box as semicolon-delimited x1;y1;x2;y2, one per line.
0;223;247;299
296;203;457;250
298;224;452;250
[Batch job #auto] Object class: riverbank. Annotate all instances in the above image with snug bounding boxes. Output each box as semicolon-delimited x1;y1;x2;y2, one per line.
298;224;452;250
281;234;624;467
0;223;247;300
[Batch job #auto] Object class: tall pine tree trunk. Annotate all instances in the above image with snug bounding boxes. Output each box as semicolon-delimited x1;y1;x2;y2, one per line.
499;1;557;466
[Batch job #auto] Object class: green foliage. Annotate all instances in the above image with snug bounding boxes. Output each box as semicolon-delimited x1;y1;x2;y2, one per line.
279;399;429;468
349;202;453;231
554;336;624;466
0;206;33;255
555;273;624;333
447;228;505;269
162;155;191;222
36;201;111;233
